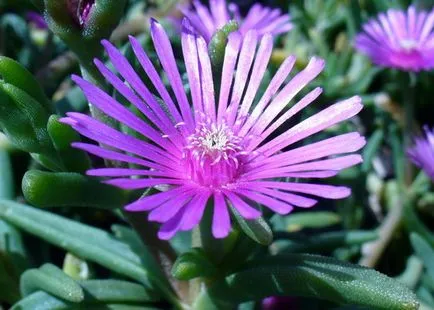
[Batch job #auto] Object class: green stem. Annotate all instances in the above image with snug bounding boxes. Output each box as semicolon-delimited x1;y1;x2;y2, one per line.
189;228;204;305
359;181;404;267
401;71;416;187
125;213;187;310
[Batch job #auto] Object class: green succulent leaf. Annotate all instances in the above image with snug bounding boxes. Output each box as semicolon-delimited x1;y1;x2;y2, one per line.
0;220;26;304
0;83;51;148
12;280;161;310
0;86;51;154
362;129;384;172
410;233;434;280
47;115;91;173
231;205;273;246
20;263;85;303
22;170;126;209
0;200;177;304
0;56;52;113
0;149;14;199
0;219;28;272
171;248;217;281
276;230;378;253
283;211;342;230
111;225;167;283
78;279;157;303
203;254;419;310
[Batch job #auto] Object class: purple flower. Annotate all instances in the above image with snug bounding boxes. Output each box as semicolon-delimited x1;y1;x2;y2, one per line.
61;20;364;240
67;0;95;27
355;6;434;71
26;12;48;29
407;126;434;180
182;0;292;42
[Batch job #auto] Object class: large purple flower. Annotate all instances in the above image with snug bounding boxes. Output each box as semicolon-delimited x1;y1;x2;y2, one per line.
355;6;434;71
408;126;434;180
182;0;292;42
61;20;364;240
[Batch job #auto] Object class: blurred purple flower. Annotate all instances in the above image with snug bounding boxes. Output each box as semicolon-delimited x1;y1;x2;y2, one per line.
262;296;299;310
355;6;434;71
182;0;292;42
408;126;434;180
67;0;95;27
26;12;47;29
61;19;364;240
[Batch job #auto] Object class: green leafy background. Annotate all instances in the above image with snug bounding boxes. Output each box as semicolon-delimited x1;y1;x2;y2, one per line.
0;0;433;309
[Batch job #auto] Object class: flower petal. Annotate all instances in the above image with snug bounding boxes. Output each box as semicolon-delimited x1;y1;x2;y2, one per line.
212;191;231;238
255;96;363;156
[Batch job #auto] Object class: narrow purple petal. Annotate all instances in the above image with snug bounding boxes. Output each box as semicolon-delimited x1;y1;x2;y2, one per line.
239;55;296;136
217;32;242;124
125;186;194;211
128;36;189;138
196;35;216;121
86;168;182;178
70;142;162;171
260;87;323;140
244;187;317;208
93;58;184;149
254;96;363;156
192;0;215;39
251;132;365;170
245;181;352;199
180;191;211;231
226;30;258;126
277;171;339;179
72;74;180;155
243;155;363;181
158;207;186;240
249;57;325;139
235;34;273;129
150;20;195;130
209;0;230;29
148;191;194;222
182;24;203;118
235;189;294;215
212;192;231;238
105;178;185;190
223;191;261;219
101;40;185;134
63;113;180;169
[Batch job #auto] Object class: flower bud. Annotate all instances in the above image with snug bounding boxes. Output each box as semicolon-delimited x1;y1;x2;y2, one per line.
67;0;95;27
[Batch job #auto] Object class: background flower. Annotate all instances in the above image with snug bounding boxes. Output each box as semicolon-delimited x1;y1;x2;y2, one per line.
408;126;434;180
355;6;434;71
26;11;48;29
61;20;364;240
182;0;292;42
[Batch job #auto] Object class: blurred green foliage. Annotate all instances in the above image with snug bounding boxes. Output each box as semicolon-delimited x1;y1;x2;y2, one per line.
0;0;433;309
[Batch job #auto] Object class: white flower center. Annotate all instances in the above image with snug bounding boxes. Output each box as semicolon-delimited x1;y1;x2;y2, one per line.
399;39;418;51
183;119;246;187
186;122;243;165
